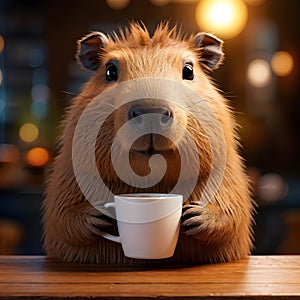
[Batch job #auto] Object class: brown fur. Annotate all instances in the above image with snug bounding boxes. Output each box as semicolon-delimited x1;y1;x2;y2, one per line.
43;23;254;264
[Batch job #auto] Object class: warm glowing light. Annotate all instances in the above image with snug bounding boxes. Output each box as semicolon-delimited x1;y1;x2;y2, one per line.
210;2;232;25
0;35;4;53
195;0;248;39
106;0;129;10
0;144;20;163
26;147;50;167
247;59;272;88
271;51;294;77
19;123;39;143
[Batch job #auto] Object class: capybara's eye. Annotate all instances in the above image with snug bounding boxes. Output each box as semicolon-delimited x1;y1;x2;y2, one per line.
105;62;118;82
182;63;194;81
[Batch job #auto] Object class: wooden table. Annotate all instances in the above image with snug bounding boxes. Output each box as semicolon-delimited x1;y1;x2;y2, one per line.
0;256;300;299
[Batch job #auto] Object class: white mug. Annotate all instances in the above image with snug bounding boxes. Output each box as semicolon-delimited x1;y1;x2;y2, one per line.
101;193;183;259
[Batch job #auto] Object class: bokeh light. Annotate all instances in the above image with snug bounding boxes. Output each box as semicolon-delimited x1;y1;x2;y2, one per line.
195;0;248;39
31;83;50;100
26;147;50;167
271;51;294;77
257;173;288;204
0;35;4;53
247;59;272;88
19;123;39;143
106;0;129;10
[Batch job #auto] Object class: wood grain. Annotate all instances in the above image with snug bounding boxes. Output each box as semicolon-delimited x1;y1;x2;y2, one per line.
0;256;300;299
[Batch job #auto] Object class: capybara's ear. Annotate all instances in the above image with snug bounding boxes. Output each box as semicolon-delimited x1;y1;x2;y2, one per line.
77;32;109;71
193;33;224;70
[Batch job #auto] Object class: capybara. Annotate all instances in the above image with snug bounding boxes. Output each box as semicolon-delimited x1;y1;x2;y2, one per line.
43;23;254;264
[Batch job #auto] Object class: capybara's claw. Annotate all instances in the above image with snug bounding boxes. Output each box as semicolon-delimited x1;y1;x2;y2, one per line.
181;204;205;237
181;204;201;222
89;212;112;230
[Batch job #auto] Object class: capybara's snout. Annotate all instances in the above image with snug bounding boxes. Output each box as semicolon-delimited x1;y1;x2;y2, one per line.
128;105;173;128
128;104;174;155
114;100;188;156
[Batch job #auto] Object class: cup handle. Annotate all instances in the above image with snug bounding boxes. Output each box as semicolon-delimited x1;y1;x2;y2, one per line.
99;202;121;243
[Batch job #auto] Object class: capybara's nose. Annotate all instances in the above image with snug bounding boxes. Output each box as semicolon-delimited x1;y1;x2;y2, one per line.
128;106;173;127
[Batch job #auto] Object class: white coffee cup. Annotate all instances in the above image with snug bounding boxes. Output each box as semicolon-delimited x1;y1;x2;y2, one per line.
101;193;183;259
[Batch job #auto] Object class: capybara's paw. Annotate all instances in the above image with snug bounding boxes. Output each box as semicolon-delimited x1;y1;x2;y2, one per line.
70;202;114;244
61;203;115;246
181;202;230;242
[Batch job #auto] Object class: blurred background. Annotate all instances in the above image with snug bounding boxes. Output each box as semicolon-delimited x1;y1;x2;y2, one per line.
0;0;299;255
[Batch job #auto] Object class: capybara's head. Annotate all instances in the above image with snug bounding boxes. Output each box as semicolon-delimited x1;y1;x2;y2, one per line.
74;23;226;193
